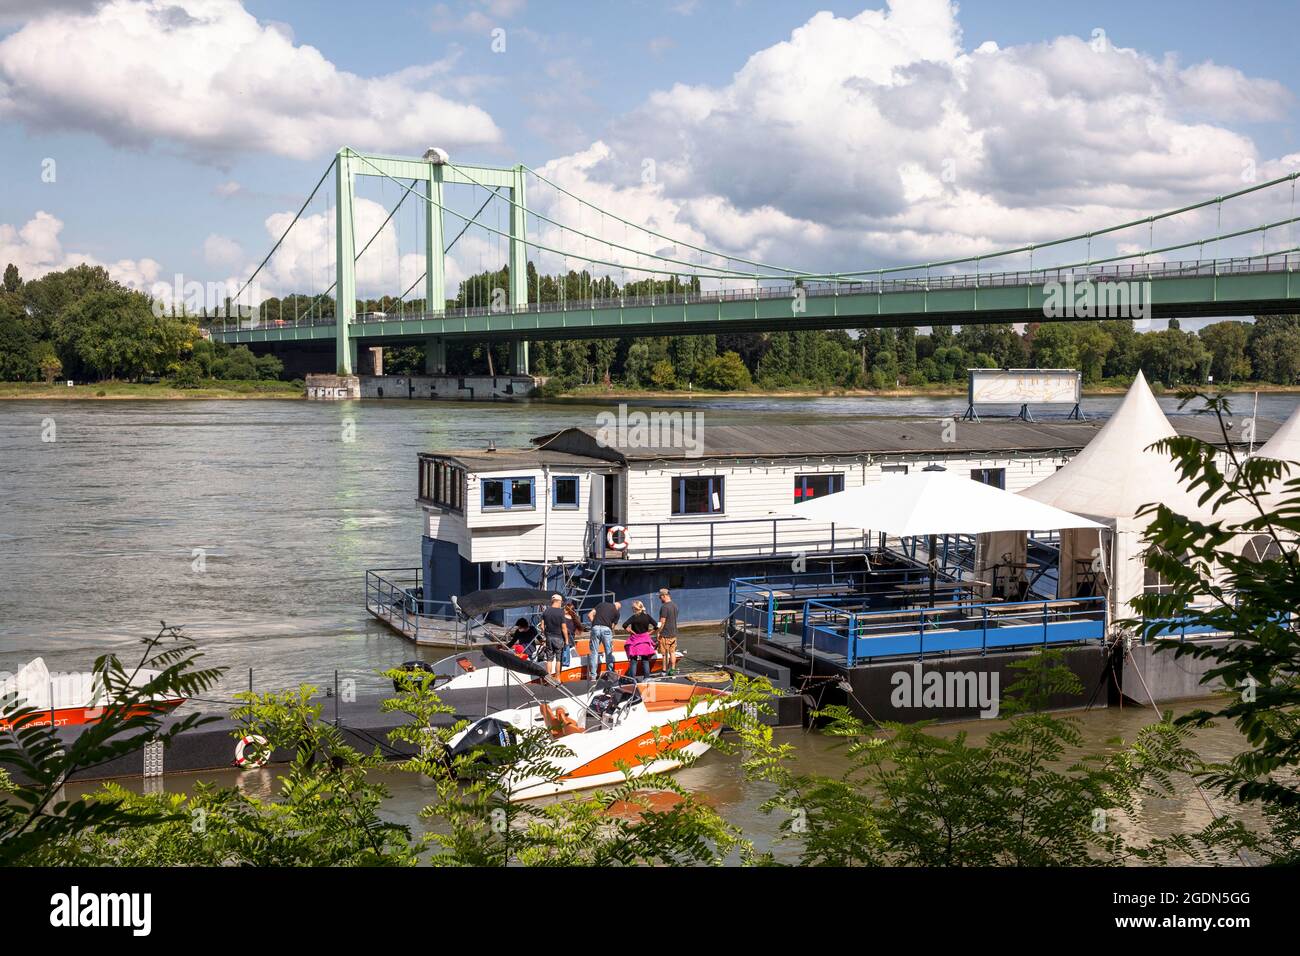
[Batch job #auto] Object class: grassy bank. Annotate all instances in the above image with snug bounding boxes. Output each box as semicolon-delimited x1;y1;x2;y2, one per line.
0;380;303;400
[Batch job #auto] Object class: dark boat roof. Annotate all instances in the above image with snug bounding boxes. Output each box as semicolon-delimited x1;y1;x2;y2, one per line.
421;448;604;470
524;416;1277;463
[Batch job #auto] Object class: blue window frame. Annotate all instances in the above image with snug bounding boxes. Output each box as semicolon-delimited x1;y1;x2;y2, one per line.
971;468;1006;490
793;472;844;503
672;476;724;516
553;475;580;509
481;476;535;510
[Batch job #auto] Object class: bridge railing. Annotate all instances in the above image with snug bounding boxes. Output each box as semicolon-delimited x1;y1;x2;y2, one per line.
205;250;1300;335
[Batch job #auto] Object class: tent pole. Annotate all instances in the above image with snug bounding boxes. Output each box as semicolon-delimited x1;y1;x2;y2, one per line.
928;533;937;608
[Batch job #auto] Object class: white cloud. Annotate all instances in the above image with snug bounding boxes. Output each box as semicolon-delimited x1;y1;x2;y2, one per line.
202;233;242;267
430;0;526;34
0;0;503;163
0;210;162;291
529;0;1297;279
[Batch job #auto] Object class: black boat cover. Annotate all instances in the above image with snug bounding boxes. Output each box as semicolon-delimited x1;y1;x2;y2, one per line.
481;643;549;678
456;588;552;617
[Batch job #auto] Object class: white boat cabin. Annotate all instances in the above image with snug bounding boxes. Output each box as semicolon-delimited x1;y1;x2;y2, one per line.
415;416;1265;569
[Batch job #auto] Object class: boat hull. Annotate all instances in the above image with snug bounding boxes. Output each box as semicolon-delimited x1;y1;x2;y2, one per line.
0;699;184;731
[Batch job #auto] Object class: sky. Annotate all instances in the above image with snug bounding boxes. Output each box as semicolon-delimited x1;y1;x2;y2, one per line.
0;0;1297;323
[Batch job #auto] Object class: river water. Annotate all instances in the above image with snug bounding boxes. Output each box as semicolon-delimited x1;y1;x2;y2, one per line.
3;391;1290;854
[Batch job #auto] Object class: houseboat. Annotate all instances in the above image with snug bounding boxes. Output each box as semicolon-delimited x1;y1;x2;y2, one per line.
367;407;1275;643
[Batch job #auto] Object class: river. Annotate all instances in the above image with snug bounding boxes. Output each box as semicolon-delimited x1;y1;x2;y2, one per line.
3;392;1289;855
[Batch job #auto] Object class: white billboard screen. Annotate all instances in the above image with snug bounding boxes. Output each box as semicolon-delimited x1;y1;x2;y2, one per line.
969;369;1080;406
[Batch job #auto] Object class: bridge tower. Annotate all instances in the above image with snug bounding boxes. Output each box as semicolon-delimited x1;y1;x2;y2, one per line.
333;147;530;375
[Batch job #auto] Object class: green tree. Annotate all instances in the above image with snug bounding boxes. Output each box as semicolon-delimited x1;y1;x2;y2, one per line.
2;263;20;294
1130;392;1300;862
1073;322;1115;384
55;288;197;381
0;625;222;865
1248;315;1300;385
23;263;117;340
648;359;677;390
1030;322;1079;370
1197;321;1251;385
0;291;39;381
696;351;752;390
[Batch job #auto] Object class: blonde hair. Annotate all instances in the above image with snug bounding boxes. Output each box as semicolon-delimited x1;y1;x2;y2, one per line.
632;600;646;612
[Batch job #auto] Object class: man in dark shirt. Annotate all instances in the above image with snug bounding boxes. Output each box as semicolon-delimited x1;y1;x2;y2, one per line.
586;598;622;678
657;588;680;675
540;594;570;677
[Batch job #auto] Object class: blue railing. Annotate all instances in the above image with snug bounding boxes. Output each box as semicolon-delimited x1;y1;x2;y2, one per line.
729;567;972;637
802;596;1107;665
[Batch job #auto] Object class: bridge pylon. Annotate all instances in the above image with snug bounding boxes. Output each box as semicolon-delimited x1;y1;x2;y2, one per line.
333;147;530;375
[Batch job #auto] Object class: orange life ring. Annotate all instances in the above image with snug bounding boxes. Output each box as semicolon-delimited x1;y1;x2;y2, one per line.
607;525;629;550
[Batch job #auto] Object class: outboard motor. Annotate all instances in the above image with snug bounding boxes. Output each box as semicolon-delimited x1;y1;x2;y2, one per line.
448;717;518;764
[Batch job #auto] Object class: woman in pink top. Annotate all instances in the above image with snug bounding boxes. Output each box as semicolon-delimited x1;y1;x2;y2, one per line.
621;600;658;679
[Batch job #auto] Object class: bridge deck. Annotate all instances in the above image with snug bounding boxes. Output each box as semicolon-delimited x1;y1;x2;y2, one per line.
210;254;1299;346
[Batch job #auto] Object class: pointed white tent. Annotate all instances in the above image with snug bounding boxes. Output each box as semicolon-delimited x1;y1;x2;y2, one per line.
1021;371;1248;620
1246;402;1300;553
1252;402;1300;505
1254;403;1300;461
1020;370;1208;524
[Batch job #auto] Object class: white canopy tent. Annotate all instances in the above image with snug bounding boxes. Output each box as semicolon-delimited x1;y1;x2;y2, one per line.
785;468;1106;538
1245;402;1300;556
784;468;1104;605
1020;371;1237;620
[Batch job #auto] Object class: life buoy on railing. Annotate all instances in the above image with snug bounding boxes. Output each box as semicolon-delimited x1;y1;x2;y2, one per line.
607;525;629;551
234;734;270;770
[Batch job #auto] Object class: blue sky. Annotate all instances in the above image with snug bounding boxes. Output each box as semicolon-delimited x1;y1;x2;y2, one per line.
1;0;1297;314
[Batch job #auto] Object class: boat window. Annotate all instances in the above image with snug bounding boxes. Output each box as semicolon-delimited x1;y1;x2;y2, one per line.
421;459;465;512
672;476;724;516
793;473;844;503
553;476;580;509
971;468;1006;489
481;476;535;511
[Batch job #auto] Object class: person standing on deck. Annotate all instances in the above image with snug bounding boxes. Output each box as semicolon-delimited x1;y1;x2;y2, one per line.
622;601;658;680
656;588;680;676
586;597;621;678
540;594;570;677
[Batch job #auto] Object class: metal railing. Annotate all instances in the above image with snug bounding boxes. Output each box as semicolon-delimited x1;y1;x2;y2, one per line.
729;567;964;638
803;596;1107;665
364;567;468;647
204;250;1300;335
592;518;872;562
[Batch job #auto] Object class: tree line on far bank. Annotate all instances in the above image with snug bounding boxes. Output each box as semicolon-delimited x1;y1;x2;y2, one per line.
0;263;283;385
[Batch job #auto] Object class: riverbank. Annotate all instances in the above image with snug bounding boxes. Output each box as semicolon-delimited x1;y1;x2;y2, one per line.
0;380;303;400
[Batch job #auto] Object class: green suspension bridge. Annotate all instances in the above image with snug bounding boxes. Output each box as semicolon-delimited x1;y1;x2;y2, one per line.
208;146;1300;376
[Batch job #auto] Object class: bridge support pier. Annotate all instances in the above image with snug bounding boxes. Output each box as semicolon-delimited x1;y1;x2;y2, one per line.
424;337;446;375
509;340;529;376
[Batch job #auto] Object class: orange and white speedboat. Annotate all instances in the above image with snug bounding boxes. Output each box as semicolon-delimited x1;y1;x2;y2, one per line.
0;657;184;730
422;636;681;693
445;648;730;801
